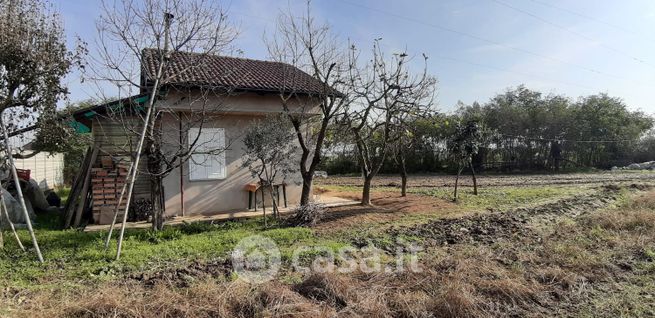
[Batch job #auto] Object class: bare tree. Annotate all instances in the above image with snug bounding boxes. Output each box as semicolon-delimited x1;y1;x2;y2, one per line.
391;103;436;197
392;120;416;197
265;2;350;207
92;0;238;259
341;41;436;205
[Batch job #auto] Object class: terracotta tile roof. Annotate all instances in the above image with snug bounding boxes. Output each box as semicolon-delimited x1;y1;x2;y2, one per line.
142;49;336;95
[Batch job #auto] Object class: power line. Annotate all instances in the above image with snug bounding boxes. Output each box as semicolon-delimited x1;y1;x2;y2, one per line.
528;0;655;43
334;0;629;81
490;0;655;68
432;54;595;90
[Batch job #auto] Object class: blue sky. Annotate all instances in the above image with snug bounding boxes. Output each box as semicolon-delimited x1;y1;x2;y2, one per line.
56;0;655;113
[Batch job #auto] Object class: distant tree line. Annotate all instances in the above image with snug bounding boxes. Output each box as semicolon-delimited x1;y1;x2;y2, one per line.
320;86;654;175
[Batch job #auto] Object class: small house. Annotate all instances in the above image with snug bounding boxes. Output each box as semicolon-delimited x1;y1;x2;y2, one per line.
70;50;326;224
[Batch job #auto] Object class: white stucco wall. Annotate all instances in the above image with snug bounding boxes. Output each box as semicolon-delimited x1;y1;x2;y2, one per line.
160;92;311;216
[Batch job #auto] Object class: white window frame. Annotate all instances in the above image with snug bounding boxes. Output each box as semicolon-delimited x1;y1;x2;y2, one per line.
188;127;226;181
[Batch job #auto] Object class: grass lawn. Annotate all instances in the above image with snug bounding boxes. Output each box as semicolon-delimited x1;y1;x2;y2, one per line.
0;217;354;289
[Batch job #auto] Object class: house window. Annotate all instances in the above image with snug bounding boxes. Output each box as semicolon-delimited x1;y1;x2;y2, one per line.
188;127;226;180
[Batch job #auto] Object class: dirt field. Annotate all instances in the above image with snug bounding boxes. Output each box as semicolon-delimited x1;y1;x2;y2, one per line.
313;191;458;234
318;171;655;187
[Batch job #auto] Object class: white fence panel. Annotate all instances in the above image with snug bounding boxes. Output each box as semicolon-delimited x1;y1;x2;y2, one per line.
13;152;64;190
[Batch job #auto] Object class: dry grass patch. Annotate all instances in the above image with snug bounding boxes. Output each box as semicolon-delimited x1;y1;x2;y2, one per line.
626;190;655;210
386;291;432;318
259;283;335;318
428;281;485;318
293;273;353;309
7;280;336;318
533;266;584;291
586;208;655;232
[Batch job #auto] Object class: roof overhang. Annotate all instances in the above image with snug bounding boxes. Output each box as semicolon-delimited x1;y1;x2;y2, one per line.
70;94;151;132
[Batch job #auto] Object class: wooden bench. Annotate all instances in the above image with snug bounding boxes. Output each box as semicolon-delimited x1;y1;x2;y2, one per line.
245;182;287;211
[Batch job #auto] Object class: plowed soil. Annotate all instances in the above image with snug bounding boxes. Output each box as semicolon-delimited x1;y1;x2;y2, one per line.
318;171;655;188
313;191;457;233
389;184;635;246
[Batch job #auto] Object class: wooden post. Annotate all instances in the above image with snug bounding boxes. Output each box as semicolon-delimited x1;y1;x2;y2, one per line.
104;177;130;250
0;117;43;262
0;188;25;251
0;216;3;249
178;112;185;217
115;12;173;261
115;120;151;260
63;147;92;228
0;190;6;249
74;148;98;227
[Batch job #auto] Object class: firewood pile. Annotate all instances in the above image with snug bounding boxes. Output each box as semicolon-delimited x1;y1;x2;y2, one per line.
90;156;128;225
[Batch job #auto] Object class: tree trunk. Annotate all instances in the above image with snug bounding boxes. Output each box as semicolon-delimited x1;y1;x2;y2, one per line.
261;186;267;227
148;139;165;231
268;184;278;218
400;155;408;197
361;175;373;205
453;165;462;202
470;161;478;195
299;173;313;206
151;175;164;231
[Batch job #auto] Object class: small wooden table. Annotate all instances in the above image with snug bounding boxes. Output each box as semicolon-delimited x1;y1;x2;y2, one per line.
245;182;287;211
